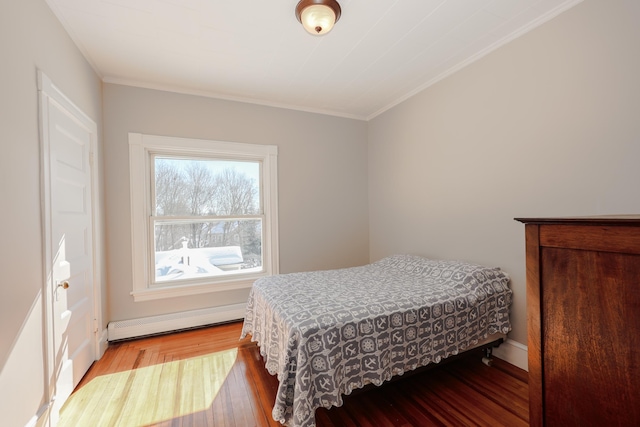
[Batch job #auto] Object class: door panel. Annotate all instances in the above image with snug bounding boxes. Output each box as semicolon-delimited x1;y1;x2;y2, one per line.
39;71;97;424
50;98;94;406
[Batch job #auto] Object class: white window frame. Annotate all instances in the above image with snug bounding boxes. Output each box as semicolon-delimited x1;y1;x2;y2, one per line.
129;133;279;302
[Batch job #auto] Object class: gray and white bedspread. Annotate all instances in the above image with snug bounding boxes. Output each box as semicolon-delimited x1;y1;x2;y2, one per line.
240;254;512;427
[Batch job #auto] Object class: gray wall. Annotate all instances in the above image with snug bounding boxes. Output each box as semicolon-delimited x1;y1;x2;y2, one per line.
103;84;370;322
0;0;103;425
368;0;640;346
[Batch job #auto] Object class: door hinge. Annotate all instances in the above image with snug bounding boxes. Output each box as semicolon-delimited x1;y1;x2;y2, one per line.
94;318;99;334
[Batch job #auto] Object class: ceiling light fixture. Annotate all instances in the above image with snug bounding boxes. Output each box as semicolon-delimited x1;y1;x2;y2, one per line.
295;0;342;36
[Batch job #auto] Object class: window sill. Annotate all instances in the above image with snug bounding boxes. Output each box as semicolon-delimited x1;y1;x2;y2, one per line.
131;277;257;302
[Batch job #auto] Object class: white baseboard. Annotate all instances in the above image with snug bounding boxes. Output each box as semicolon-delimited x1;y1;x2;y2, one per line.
493;338;528;371
98;328;108;358
24;401;51;427
107;303;246;341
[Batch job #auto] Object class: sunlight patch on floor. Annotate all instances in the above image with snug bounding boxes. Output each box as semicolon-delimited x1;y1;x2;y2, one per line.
58;348;238;426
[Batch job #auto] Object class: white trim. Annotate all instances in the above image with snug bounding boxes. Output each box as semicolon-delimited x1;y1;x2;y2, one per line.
107;304;246;341
492;338;528;371
131;276;256;302
37;69;102;424
88;137;105;359
128;132;149;297
366;0;584;120
98;328;109;358
23;402;52;427
129;133;279;302
103;76;366;121
37;70;56;424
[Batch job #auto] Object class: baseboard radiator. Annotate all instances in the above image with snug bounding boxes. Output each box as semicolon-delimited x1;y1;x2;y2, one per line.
107;303;246;341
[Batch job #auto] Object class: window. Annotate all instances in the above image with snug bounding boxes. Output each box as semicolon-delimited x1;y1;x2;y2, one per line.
129;133;278;301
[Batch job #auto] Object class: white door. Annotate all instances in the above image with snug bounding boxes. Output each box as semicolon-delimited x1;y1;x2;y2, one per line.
39;71;98;425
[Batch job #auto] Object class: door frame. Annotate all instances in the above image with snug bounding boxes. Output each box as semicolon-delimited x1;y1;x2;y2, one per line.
37;69;103;422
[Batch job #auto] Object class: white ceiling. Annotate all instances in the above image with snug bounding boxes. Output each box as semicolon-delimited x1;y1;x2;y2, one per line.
45;0;581;120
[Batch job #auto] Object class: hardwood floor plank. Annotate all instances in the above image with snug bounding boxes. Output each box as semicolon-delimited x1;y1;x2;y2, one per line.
224;364;253;426
59;321;529;427
398;377;479;426
362;390;414;426
154;355;181;425
421;369;526;427
385;385;449;427
238;345;280;426
443;359;528;420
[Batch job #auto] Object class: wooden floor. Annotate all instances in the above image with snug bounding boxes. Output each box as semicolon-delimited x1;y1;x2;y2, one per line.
59;321;528;427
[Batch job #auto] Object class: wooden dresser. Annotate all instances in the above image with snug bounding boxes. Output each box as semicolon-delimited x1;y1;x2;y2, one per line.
515;216;640;427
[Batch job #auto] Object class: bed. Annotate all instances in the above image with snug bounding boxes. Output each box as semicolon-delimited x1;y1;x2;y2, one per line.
240;254;512;427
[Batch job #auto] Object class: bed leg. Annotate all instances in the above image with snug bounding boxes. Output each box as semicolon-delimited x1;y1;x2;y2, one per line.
481;347;494;367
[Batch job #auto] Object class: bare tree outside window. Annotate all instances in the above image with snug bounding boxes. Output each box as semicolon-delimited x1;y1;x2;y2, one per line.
153;157;262;282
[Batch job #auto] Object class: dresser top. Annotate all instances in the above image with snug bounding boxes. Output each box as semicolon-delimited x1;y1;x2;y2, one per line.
515;215;640;225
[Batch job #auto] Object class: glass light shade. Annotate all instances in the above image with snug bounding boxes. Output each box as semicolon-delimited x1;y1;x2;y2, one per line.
300;5;336;35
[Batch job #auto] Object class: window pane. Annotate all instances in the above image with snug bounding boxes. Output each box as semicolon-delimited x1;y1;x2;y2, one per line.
154;157;260;216
154;219;262;282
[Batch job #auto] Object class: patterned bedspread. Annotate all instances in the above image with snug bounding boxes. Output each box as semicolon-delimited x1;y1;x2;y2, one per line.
240;254;512;427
